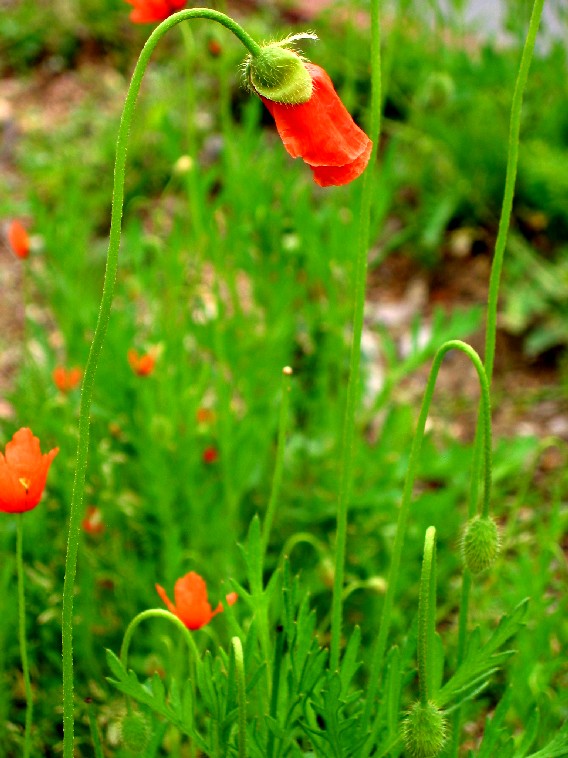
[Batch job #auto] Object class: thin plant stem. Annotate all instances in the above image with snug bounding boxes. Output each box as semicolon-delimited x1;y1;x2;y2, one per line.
232;637;248;758
330;0;382;673
484;0;545;384
360;340;492;750
261;366;293;558
61;12;261;756
120;608;200;667
451;4;544;752
417;527;437;706
16;516;33;758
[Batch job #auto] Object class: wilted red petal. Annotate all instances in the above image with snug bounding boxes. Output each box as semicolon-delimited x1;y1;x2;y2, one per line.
260;63;372;186
0;428;58;513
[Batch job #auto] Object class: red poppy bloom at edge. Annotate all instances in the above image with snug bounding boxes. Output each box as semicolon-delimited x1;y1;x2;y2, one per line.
7;220;30;259
261;63;373;187
125;0;186;23
156;571;238;630
0;428;59;514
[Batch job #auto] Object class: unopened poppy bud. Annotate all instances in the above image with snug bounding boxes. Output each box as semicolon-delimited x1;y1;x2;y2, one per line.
120;710;152;752
245;42;313;105
403;701;447;758
461;515;500;574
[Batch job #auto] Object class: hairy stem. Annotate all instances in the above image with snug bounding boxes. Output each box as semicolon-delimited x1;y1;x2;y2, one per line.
17;517;33;758
61;12;261;756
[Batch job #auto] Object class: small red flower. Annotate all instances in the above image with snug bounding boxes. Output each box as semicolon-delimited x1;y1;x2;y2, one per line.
0;428;58;514
128;349;156;377
156;571;237;630
82;506;105;535
202;446;218;464
261;63;372;187
6;220;30;259
53;366;82;393
125;0;186;23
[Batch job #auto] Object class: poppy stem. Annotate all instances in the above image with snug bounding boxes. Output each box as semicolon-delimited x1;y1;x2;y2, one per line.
329;0;383;672
417;527;437;707
359;340;492;753
61;12;263;756
16;516;33;758
232;637;248;758
120;609;201;669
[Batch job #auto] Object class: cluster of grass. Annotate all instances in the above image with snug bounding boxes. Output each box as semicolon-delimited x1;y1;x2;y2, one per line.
0;1;567;756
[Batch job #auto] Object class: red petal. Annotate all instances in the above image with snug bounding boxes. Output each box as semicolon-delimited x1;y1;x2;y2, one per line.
310;139;373;187
261;64;371;169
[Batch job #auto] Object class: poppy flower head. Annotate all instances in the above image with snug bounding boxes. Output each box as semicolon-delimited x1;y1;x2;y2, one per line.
6;220;30;259
128;349;156;377
125;0;186;23
257;62;372;187
0;428;59;514
156;571;237;630
53;366;82;393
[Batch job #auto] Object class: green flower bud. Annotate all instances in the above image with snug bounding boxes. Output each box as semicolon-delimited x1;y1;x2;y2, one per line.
403;701;448;758
461;515;500;574
244;37;315;104
120;710;152;753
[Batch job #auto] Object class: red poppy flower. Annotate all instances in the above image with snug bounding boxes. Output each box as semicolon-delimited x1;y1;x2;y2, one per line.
156;571;237;630
125;0;186;23
0;428;59;514
82;506;105;535
260;63;372;187
6;220;30;259
53;366;82;393
128;349;156;377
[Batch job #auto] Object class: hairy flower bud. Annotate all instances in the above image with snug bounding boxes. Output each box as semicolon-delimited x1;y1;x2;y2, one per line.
403;701;447;758
120;710;152;752
245;38;315;104
461;515;500;574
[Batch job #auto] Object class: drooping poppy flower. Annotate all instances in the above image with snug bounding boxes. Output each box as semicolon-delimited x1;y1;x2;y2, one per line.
53;366;82;393
128;349;156;377
0;428;59;514
202;446;219;464
6;220;30;259
156;571;237;630
259;63;372;187
125;0;186;24
82;506;105;535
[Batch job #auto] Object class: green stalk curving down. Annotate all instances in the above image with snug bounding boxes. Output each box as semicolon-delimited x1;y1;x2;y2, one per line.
61;12;261;756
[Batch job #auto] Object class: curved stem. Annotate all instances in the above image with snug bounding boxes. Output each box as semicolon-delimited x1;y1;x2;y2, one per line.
61;12;262;757
232;637;248;758
120;609;200;668
330;0;382;673
361;339;492;747
16;516;33;758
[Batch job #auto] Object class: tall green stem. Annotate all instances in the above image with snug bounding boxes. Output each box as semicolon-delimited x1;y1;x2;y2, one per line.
61;12;261;756
360;340;491;750
16;516;33;758
484;0;544;383
450;4;544;751
330;0;382;673
417;527;437;706
232;637;248;758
